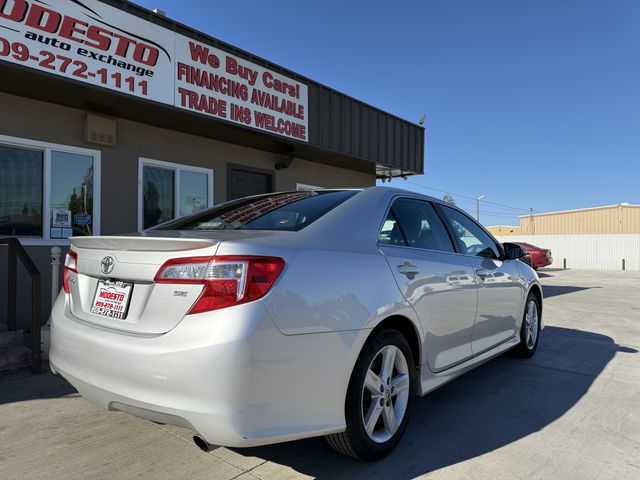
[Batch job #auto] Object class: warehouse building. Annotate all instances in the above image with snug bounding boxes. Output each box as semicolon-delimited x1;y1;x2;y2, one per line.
0;0;424;329
486;225;522;236
490;204;640;236
518;204;640;235
493;204;640;271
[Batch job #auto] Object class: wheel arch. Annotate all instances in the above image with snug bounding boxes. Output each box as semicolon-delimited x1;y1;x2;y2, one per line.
525;282;543;330
328;313;422;459
528;283;543;315
368;314;422;368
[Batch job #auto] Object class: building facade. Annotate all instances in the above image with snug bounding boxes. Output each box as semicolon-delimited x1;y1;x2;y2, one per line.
519;204;640;235
492;204;640;271
486;225;521;236
0;0;424;327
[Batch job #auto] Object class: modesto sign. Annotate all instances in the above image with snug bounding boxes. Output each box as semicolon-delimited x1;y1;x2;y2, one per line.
0;0;309;141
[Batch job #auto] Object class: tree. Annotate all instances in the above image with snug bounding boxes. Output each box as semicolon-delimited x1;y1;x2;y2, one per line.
443;194;456;206
66;164;94;235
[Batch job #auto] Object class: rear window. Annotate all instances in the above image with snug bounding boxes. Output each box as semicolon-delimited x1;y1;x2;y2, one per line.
155;190;357;231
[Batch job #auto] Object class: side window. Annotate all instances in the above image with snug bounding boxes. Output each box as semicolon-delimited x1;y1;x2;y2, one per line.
377;210;406;246
440;205;500;258
378;198;455;253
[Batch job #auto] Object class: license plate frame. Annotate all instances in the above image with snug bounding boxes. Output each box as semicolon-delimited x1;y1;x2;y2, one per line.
90;279;133;320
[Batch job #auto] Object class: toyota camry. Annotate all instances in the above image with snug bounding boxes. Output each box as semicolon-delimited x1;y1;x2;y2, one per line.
49;186;543;460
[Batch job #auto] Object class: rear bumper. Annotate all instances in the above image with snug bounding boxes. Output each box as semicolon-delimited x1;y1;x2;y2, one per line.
532;255;552;269
49;294;365;447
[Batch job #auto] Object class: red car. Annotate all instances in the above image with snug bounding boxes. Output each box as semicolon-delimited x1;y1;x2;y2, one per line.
513;242;553;270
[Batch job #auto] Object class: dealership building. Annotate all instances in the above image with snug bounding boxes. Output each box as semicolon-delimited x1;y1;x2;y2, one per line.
0;0;424;329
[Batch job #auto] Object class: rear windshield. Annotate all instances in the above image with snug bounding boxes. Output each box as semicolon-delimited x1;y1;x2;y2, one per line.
155;190;357;231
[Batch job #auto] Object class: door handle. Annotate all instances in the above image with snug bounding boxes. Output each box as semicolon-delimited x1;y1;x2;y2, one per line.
398;263;420;276
475;269;488;278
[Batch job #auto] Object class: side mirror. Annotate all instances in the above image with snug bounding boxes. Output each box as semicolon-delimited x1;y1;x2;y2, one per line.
502;242;532;266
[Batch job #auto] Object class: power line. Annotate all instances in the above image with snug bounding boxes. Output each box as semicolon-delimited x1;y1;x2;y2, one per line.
449;197;515;211
451;202;523;216
436;196;524;215
385;179;533;223
401;180;531;213
456;209;522;219
483;199;531;213
403;180;477;201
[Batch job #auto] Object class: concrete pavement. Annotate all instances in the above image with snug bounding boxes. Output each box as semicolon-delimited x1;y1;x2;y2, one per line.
1;269;639;479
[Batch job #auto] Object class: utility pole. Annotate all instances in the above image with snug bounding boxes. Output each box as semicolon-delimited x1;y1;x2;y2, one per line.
529;208;534;235
476;195;485;222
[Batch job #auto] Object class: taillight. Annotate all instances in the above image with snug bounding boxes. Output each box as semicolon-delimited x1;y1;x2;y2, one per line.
63;250;78;294
154;256;285;314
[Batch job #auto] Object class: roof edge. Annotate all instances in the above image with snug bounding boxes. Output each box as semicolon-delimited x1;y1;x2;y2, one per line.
519;204;640;218
109;0;423;128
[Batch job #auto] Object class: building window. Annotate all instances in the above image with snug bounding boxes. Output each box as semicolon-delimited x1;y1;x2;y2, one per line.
0;135;100;242
138;158;213;230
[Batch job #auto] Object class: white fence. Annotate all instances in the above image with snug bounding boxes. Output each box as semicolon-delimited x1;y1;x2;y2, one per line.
495;234;640;271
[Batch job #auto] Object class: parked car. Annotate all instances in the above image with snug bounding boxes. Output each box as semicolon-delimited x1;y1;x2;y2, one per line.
49;187;543;460
513;242;553;269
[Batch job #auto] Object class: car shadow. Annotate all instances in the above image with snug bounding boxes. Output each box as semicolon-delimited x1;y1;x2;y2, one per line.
536;268;567;278
229;326;634;479
0;367;77;405
542;285;599;298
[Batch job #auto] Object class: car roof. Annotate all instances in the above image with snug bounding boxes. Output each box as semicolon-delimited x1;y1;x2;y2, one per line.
293;186;444;205
232;186;456;221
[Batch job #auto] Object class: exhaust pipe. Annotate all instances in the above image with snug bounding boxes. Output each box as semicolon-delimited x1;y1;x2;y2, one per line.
193;434;216;452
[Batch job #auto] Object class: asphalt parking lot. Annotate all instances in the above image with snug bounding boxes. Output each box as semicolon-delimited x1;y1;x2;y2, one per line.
1;269;639;480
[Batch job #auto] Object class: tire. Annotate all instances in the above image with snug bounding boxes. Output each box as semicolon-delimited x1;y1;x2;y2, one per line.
326;329;417;460
512;292;541;358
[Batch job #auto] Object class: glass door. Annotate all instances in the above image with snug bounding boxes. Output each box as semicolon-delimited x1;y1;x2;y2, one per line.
142;166;175;229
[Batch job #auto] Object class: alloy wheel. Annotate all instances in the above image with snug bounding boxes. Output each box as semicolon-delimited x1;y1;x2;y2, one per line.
361;345;410;443
524;300;539;349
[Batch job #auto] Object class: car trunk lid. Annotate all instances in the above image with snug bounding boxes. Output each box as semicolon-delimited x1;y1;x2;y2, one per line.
67;235;220;334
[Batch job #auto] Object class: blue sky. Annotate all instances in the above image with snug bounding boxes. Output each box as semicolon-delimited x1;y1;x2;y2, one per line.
135;0;640;226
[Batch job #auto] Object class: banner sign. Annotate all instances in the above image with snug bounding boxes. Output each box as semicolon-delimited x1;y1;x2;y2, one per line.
0;0;308;142
175;35;307;141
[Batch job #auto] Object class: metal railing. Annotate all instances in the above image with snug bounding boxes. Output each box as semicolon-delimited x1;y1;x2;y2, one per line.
1;237;42;373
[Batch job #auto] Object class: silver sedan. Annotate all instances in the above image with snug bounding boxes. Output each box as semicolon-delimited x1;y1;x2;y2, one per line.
49;186;542;460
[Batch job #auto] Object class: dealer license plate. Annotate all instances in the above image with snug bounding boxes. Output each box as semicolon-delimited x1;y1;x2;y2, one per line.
90;280;133;320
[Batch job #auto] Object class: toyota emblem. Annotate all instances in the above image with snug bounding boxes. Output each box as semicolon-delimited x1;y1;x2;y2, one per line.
100;256;115;275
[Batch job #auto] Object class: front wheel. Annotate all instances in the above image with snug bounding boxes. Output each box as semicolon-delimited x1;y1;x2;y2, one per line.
513;293;541;358
326;329;416;460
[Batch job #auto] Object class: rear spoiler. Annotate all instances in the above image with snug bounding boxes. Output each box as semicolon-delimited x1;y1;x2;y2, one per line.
69;236;216;252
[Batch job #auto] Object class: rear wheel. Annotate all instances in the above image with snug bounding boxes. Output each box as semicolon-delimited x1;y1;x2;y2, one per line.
513;293;541;358
326;329;416;460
